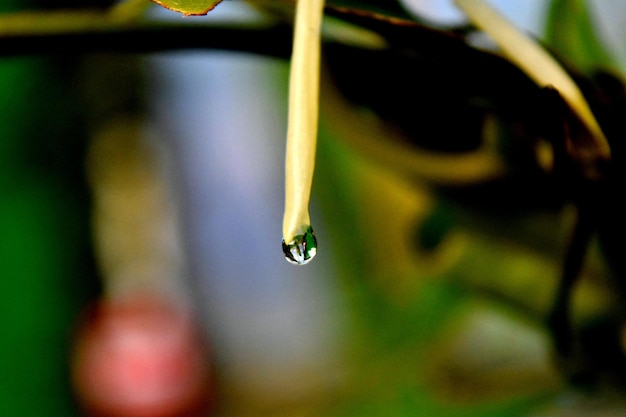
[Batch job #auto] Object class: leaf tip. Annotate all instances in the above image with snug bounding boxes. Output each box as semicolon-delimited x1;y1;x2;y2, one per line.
149;0;223;16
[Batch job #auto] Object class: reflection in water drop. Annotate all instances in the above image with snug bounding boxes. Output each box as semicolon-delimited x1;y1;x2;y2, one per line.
282;226;317;265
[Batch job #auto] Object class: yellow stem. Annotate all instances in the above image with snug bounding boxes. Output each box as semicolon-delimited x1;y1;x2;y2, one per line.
283;0;325;242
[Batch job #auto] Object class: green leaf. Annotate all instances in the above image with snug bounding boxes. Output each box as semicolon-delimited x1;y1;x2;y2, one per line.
150;0;413;20
150;0;223;16
544;0;616;73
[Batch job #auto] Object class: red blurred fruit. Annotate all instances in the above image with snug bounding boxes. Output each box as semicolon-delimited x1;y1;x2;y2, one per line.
71;294;213;417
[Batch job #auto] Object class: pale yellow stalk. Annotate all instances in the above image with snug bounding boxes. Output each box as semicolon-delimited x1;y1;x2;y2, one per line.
283;0;325;243
454;0;611;160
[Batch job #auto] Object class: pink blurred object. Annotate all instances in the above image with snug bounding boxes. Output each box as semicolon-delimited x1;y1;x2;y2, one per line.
71;295;214;417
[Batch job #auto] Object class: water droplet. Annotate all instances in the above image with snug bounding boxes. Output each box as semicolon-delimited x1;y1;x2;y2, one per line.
282;226;317;265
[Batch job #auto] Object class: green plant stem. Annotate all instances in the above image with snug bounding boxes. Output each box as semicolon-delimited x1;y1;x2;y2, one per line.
108;0;154;22
0;10;114;35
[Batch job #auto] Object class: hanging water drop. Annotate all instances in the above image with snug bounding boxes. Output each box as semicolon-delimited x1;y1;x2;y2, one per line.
282;225;317;265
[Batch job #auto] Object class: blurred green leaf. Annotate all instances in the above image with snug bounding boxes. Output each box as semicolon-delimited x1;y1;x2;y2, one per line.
544;0;616;73
0;31;98;417
150;0;222;16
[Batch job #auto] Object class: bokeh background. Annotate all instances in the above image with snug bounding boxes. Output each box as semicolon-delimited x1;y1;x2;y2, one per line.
2;0;626;416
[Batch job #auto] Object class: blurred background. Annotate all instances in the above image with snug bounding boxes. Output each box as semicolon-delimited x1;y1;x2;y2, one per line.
2;0;626;416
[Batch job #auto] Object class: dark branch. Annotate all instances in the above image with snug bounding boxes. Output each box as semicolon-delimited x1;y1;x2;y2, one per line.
0;23;293;58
